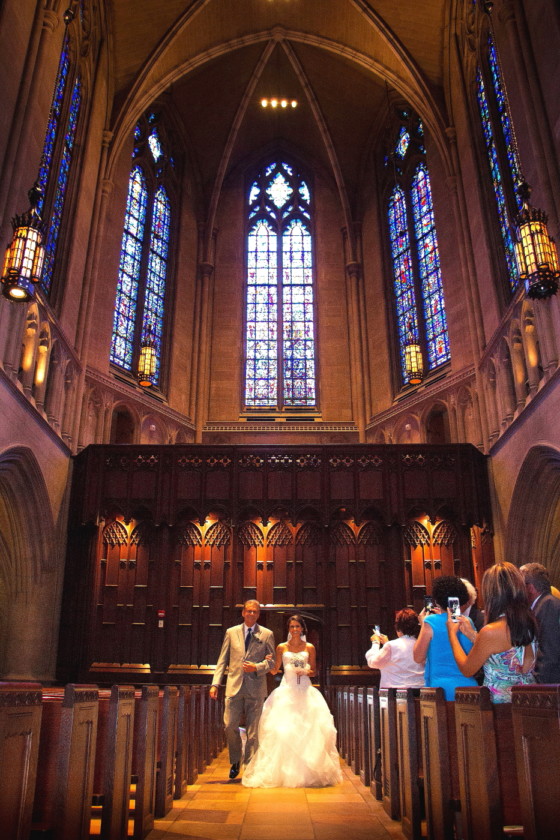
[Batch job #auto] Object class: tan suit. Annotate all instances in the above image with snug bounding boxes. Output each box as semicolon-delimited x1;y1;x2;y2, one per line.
212;622;275;763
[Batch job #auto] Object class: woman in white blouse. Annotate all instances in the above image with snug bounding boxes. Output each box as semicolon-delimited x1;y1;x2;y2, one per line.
365;608;425;688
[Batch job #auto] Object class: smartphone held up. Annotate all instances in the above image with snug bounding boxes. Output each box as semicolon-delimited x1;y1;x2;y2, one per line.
448;596;461;621
423;595;435;613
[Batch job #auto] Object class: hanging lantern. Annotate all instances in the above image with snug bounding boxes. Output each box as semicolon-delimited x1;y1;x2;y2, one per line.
404;323;424;385
1;185;45;302
137;329;157;387
515;184;559;300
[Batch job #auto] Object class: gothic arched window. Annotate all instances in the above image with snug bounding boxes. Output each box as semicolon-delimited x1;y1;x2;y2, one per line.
386;113;450;387
36;33;82;296
110;113;176;389
244;161;317;410
476;30;523;293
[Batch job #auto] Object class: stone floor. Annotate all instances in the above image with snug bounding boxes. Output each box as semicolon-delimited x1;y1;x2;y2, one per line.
146;749;407;840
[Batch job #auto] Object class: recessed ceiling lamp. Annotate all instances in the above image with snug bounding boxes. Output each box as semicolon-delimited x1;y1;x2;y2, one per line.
260;98;298;109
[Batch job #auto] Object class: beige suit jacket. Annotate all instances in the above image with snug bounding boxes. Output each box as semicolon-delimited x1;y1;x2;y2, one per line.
212;623;275;699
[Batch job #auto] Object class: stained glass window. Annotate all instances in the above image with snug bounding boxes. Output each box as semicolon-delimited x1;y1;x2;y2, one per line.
110;115;174;387
476;33;522;291
142;187;171;383
386;113;450;386
388;186;419;384
411;164;449;369
245;161;316;409
110;167;148;369
36;36;82;294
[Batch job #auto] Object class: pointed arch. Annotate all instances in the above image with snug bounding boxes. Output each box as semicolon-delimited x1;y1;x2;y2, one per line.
506;446;560;583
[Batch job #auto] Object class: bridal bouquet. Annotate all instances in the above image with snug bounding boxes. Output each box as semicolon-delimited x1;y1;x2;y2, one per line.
290;656;306;684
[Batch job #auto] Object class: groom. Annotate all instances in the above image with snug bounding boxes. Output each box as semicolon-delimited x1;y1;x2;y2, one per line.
210;599;275;778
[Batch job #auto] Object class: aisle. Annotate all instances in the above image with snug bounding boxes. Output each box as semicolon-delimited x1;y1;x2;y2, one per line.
146;749;407;840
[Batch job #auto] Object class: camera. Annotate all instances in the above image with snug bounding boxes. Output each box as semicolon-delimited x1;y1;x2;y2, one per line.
373;624;380;635
448;596;461;621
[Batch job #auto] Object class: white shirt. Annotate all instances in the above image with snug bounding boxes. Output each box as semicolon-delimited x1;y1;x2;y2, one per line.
365;635;425;688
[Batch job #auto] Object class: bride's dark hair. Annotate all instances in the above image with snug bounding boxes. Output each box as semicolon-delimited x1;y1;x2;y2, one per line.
287;614;308;636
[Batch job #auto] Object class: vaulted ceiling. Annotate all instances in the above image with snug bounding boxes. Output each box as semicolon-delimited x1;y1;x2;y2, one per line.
105;0;451;219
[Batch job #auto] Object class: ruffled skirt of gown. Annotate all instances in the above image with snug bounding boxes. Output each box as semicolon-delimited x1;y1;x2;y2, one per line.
242;673;342;788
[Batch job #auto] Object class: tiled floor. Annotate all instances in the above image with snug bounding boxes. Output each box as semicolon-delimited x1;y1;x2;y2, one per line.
146;750;407;840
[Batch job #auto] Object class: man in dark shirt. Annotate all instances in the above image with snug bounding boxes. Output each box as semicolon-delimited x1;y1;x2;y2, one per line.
520;563;560;683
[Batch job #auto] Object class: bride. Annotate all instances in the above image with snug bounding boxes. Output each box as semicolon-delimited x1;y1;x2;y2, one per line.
242;614;342;788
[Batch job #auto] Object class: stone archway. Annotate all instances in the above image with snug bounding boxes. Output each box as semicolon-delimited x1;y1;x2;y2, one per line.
0;446;58;679
505;445;560;584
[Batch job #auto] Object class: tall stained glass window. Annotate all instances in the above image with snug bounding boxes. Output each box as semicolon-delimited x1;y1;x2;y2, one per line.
476;32;523;292
386;112;450;386
36;36;82;295
110;114;175;387
245;161;316;409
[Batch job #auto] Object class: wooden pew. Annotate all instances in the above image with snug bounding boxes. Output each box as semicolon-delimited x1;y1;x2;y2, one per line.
366;686;382;800
131;685;159;840
199;685;211;770
349;686;359;775
31;684;99;840
395;688;423;840
418;687;459;840
92;685;136;840
186;686;199;785
174;685;190;799
207;684;218;761
155;685;178;819
339;686;349;762
379;687;399;820
357;687;371;787
454;687;522;840
512;684;560;840
0;682;42;840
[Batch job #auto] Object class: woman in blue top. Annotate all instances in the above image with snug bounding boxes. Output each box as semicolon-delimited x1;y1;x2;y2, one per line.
413;576;478;700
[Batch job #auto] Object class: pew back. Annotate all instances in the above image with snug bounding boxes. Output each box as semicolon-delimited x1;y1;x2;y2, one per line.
366;686;382;800
512;684;560;840
419;687;458;840
379;687;399;820
454;687;522;840
94;685;136;840
0;683;42;840
33;684;99;840
155;685;178;819
132;685;159;840
395;688;423;840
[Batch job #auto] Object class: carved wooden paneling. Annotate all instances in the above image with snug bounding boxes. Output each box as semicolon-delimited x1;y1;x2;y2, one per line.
60;444;493;682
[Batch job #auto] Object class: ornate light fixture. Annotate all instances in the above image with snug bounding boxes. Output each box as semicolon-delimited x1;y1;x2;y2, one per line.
1;184;45;301
514;183;559;300
404;322;424;386
137;326;157;387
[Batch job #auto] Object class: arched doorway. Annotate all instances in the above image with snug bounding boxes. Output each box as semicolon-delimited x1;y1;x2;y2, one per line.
0;447;57;679
506;445;560;584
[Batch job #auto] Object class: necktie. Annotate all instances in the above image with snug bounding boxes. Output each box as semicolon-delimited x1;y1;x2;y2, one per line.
245;628;252;652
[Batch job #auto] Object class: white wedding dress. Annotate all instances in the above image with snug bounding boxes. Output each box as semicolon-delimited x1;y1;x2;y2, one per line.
242;650;342;788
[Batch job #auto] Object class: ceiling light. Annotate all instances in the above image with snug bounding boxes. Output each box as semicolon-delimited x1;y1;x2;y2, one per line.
260;98;298;109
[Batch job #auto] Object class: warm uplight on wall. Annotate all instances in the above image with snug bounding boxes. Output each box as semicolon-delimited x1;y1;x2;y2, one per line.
261;98;298;109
